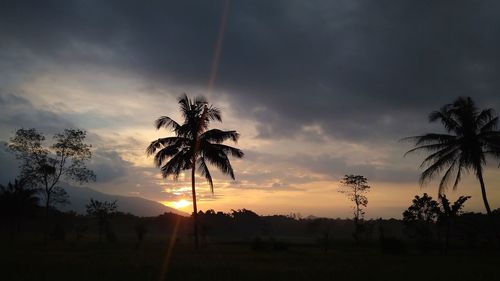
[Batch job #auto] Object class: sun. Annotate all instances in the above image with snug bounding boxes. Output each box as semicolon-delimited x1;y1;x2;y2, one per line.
164;199;192;210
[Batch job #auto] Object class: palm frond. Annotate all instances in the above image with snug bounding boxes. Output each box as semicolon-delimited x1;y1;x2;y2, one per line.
178;93;192;118
155;116;181;131
193;95;208;106
206;106;222;122
419;149;459;186
207;143;244;158
146;137;186;156
154;144;182;167
404;142;455;157
419;145;459;169
476;108;495;127
438;158;458;195
203;146;235;179
429;108;459;132
160;148;191;179
197;157;214;193
200;129;240;144
452;161;463;190
479;116;498;133
404;133;455;147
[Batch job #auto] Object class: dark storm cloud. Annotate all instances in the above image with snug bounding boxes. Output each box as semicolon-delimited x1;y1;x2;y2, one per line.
0;94;74;135
89;149;133;182
1;0;500;142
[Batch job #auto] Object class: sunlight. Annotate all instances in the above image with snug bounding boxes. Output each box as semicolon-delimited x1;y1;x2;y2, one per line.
164;199;192;210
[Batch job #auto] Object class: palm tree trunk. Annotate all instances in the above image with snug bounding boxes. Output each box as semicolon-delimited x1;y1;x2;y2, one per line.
191;163;199;250
477;170;492;215
477;170;500;244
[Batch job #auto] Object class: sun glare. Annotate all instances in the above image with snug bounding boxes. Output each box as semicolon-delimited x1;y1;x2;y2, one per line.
164;199;192;210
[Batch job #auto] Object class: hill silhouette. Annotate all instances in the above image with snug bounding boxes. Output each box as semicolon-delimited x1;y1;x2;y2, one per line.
59;184;187;217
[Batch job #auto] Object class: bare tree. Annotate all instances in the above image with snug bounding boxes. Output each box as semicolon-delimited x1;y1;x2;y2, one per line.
339;174;370;242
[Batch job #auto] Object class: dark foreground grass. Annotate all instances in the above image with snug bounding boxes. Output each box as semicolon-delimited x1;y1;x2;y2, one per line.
1;240;499;281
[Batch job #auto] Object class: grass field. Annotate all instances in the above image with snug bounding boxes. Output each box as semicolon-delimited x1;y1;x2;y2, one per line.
2;239;499;281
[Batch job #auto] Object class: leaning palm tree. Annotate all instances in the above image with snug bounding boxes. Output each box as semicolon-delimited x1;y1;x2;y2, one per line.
147;94;243;249
404;96;500;216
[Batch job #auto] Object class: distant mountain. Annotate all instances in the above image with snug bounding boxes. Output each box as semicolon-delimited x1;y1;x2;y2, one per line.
59;184;188;217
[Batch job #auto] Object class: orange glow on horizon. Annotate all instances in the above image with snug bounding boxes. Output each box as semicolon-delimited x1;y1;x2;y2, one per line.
163;199;192;210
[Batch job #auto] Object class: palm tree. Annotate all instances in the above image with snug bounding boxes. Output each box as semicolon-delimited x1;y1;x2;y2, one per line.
405;96;500;216
146;94;244;249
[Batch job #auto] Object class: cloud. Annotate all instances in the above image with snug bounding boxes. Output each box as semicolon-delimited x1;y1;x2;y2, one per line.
0;143;19;184
2;1;500;216
0;93;140;187
3;1;500;144
0;93;75;136
89;149;134;182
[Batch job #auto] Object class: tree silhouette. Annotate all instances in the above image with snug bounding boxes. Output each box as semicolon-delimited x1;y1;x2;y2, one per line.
437;194;470;254
8;128;96;242
0;179;39;236
404;97;500;216
403;193;470;253
146;94;243;249
402;193;440;252
403;193;440;224
86;198;118;242
338;174;370;242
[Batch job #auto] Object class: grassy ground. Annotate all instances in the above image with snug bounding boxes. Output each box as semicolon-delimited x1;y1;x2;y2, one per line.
1;239;499;281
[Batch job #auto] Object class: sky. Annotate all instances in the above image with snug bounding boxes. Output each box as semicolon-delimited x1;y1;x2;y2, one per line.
1;0;500;218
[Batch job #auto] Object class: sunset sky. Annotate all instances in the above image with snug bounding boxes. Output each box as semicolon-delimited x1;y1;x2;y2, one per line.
1;0;500;218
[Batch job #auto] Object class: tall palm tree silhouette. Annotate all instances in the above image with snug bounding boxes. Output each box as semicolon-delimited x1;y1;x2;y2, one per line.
147;94;243;249
405;97;500;216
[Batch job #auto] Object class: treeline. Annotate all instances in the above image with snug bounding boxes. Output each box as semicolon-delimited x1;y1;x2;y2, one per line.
1;200;498;254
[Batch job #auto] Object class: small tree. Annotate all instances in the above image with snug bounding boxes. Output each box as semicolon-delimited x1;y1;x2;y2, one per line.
338;174;370;242
402;193;440;252
403;193;440;223
86;198;118;242
9;128;96;241
437;195;470;254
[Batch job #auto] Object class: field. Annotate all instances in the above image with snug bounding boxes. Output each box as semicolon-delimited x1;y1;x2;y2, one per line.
2;238;499;281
